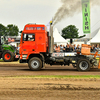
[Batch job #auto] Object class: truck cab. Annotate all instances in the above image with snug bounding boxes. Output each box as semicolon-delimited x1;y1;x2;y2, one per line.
19;24;49;63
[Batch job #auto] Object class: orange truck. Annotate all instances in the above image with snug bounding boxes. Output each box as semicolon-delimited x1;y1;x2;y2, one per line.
19;23;99;71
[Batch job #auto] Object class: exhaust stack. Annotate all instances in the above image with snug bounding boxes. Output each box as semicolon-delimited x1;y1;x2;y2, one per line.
49;24;54;53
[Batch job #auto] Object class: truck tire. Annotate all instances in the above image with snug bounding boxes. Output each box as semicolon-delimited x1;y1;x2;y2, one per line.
2;50;14;62
28;57;42;71
76;59;91;71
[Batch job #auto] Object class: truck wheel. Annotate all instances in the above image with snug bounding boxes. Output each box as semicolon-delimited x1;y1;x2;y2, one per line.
76;59;91;71
2;51;14;62
28;57;42;71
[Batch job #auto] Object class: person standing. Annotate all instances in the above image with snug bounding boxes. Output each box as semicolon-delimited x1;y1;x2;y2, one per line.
73;44;76;52
95;44;99;51
76;44;81;52
91;45;95;52
60;45;63;52
66;44;70;52
55;45;60;52
63;45;66;52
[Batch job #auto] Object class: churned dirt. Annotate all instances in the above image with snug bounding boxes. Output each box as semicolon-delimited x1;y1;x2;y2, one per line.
0;62;100;100
0;78;100;100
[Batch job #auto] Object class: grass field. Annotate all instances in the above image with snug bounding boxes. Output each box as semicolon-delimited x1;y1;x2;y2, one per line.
0;59;3;62
2;75;100;79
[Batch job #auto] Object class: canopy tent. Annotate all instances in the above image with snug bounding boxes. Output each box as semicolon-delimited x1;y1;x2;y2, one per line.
87;29;100;44
53;28;67;45
84;27;100;39
90;29;100;43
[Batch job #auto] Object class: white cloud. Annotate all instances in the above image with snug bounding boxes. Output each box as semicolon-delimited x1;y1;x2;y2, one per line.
0;0;61;30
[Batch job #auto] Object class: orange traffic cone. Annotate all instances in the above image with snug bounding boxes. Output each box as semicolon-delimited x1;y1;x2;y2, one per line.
98;57;100;69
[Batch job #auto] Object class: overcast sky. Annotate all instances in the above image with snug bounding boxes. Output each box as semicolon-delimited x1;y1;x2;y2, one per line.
0;0;100;36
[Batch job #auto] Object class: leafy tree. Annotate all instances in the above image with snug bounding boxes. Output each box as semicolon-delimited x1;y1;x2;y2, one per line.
62;25;85;39
0;24;7;36
62;25;79;39
6;24;19;36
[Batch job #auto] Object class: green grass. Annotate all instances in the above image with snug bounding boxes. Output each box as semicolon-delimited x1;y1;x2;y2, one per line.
2;75;100;79
0;59;4;62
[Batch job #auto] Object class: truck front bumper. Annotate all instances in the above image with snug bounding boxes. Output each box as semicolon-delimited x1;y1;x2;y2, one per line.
19;59;28;63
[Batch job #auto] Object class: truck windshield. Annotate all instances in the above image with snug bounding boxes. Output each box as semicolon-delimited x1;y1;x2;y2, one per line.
23;33;35;41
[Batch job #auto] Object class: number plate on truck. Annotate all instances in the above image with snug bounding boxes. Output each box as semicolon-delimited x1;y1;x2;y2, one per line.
52;53;64;57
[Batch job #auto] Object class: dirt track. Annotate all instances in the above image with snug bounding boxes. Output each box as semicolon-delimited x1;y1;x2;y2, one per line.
0;77;100;100
0;62;100;100
0;61;100;76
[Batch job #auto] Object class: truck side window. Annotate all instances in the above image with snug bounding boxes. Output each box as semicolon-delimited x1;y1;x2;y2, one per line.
23;33;35;41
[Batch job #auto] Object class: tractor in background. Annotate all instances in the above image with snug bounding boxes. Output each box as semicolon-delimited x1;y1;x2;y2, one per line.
0;36;19;62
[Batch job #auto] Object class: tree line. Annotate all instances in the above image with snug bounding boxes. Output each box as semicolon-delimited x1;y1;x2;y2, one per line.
0;23;85;38
0;23;19;36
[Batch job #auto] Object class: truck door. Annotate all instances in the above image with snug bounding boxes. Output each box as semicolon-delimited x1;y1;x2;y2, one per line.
22;33;36;54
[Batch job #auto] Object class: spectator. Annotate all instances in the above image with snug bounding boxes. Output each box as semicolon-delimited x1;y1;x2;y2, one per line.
55;46;60;52
60;45;63;52
95;44;99;51
66;44;70;52
65;43;68;48
58;45;60;51
76;44;81;52
69;44;73;52
53;44;57;52
53;43;86;52
73;44;76;52
63;45;66;52
91;45;95;52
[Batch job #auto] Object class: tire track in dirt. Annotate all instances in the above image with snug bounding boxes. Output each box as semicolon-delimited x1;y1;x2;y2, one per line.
0;78;100;91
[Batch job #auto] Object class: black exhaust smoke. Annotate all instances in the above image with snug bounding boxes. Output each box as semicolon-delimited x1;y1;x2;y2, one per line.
53;0;100;25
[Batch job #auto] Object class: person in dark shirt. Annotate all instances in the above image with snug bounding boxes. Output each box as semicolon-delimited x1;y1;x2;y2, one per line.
63;45;66;52
66;44;70;52
91;45;95;52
